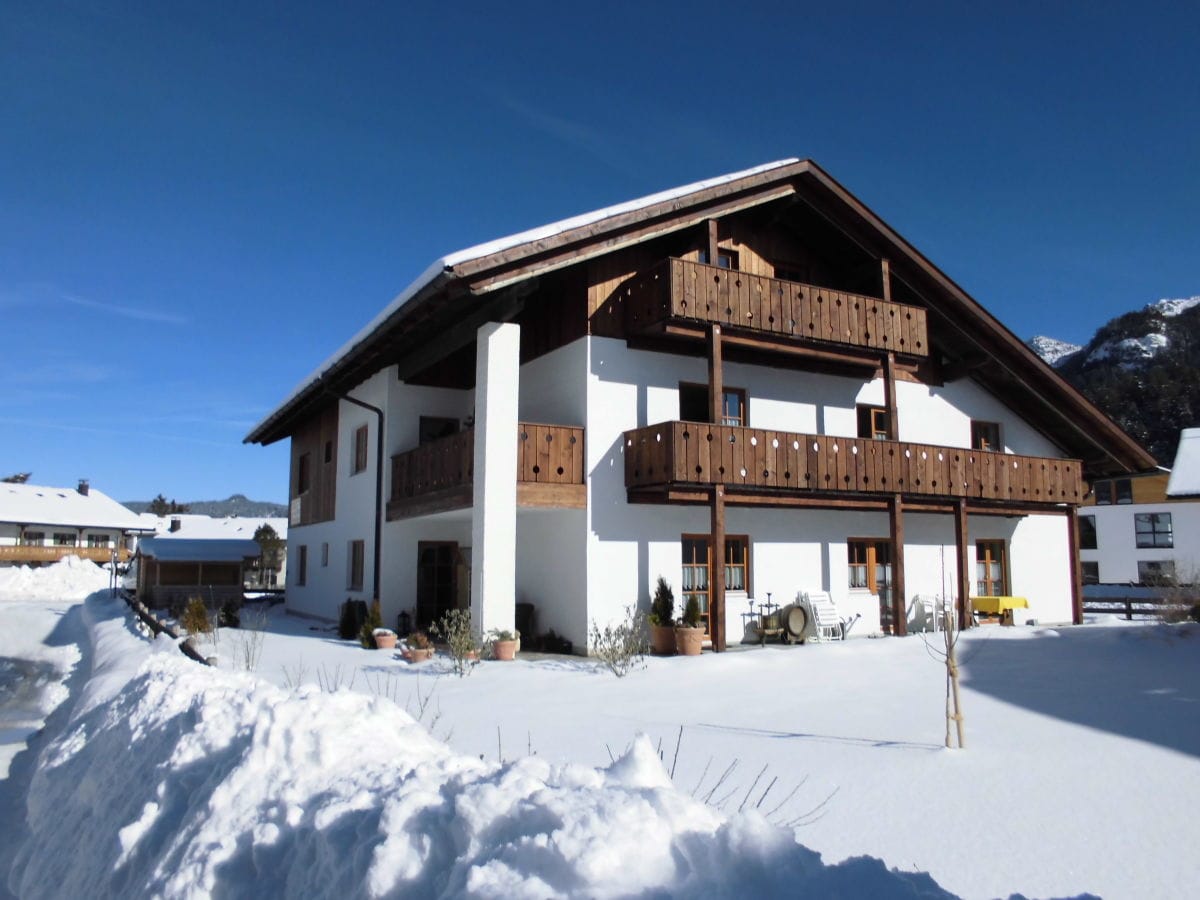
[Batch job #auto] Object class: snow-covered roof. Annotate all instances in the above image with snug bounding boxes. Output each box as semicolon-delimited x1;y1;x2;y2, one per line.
247;159;799;440
137;538;262;563
138;513;288;540
0;482;149;531
1166;428;1200;497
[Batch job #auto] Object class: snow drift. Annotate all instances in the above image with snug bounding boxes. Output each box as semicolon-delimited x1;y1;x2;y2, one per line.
8;593;951;899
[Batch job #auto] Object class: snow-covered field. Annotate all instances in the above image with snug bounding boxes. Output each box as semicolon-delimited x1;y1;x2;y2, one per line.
3;560;1199;898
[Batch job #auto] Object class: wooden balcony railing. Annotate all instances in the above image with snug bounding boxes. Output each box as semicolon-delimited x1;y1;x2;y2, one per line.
389;423;585;504
0;545;130;563
624;421;1083;505
624;258;928;358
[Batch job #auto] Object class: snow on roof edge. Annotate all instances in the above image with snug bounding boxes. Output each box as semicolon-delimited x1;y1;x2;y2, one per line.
247;159;801;440
1166;428;1200;496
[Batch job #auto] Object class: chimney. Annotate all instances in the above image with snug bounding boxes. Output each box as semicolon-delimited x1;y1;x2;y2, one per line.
169;517;182;533
77;479;90;496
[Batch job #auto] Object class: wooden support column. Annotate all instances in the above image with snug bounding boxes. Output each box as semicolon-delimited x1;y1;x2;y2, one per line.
883;351;899;440
710;484;726;652
880;258;892;303
954;499;971;629
708;324;723;424
889;494;907;636
1066;508;1083;625
707;218;719;266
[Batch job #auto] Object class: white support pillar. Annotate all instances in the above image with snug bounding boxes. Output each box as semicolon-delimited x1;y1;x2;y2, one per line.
470;321;520;636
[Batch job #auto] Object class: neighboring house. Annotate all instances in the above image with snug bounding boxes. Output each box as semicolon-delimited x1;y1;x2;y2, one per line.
134;513;289;588
1079;428;1200;585
134;537;262;609
0;480;152;566
245;159;1153;650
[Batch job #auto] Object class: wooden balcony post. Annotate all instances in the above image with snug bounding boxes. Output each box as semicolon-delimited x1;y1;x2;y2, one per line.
1066;509;1083;625
707;219;719;267
883;351;899;440
889;494;907;636
710;484;726;652
708;324;723;424
880;258;892;303
954;498;971;629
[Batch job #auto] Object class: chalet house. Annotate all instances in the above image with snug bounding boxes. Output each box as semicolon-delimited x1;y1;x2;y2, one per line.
134;513;289;588
1079;428;1200;585
0;480;150;567
134;537;262;609
246;159;1153;650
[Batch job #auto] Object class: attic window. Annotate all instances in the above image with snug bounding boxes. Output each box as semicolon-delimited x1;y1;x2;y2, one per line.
700;248;740;270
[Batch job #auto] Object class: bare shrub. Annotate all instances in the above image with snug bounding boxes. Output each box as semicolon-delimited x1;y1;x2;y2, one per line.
589;605;647;677
181;596;212;637
430;608;479;678
227;603;268;671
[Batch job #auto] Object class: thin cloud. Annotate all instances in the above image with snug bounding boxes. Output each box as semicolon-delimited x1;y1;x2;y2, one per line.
1;283;188;325
0;416;235;449
489;89;640;176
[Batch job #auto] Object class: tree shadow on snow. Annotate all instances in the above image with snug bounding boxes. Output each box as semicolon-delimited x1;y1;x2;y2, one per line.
961;624;1200;758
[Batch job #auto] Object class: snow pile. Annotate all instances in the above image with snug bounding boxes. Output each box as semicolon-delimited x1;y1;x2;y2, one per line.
1150;295;1200;317
1026;335;1081;367
8;595;951;899
0;555;109;602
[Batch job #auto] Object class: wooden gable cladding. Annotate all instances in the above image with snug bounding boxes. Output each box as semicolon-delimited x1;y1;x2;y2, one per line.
624;421;1083;507
289;402;338;526
624;258;928;358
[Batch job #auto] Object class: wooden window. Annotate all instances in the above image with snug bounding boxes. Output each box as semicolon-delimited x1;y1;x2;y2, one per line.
975;540;1008;596
348;539;365;591
1134;512;1173;549
352;424;369;475
681;534;750;633
1092;478;1133;505
1114;478;1133;504
1078;514;1097;550
321;542;329;567
86;534;111;548
20;531;44;546
419;416;460;444
701;248;740;270
679;382;747;426
848;539;895;632
296;545;307;586
53;532;77;547
971;421;1001;452
297;452;312;495
1137;560;1175;585
856;405;890;440
1093;479;1112;505
1081;561;1099;585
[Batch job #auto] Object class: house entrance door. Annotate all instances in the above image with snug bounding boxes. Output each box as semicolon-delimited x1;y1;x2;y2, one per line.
417;541;460;629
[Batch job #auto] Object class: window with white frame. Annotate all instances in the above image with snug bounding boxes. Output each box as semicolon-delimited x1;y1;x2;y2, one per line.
1134;512;1173;549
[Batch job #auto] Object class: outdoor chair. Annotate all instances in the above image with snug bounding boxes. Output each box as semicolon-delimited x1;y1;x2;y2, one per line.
799;591;851;642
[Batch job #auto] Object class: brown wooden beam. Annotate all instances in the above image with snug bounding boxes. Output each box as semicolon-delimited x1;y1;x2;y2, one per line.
710;484;726;652
707;218;719;266
658;324;884;371
883;351;899;440
889;494;907;635
708;324;723;424
1066;507;1083;625
954;498;971;629
880;257;892;303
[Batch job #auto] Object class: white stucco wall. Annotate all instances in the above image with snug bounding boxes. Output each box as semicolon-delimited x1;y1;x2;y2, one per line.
1080;501;1200;584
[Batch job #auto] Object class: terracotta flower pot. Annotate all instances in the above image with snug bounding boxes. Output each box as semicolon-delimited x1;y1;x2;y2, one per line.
492;639;518;661
650;623;676;655
403;646;434;662
374;632;398;651
674;625;704;656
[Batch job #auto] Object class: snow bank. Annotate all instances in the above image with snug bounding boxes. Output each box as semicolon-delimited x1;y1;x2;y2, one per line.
9;595;951;899
0;555;109;602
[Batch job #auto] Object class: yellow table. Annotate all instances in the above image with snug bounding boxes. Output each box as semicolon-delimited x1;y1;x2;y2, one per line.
971;596;1029;625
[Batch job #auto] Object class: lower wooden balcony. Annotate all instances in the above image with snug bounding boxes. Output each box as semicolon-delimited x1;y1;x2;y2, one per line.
0;545;130;564
387;423;585;520
624;421;1084;510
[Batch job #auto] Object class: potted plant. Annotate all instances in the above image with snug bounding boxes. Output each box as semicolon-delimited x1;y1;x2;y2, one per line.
648;576;676;655
373;628;398;651
403;630;435;662
674;595;705;656
488;628;520;661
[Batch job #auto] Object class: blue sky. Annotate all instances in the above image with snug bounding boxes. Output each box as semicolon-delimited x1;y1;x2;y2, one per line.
2;2;1197;503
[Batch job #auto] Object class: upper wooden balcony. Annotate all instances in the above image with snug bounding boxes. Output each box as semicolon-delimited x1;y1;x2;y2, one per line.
387;422;585;520
624;258;928;359
0;545;130;564
624;421;1083;508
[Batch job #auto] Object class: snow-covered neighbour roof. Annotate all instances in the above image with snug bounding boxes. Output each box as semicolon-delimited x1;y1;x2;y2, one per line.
1166;428;1200;496
246;159;800;442
0;482;149;531
137;538;261;562
137;513;287;540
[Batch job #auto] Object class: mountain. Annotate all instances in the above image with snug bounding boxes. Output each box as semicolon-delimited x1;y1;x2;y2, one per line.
1027;296;1200;466
123;494;288;518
